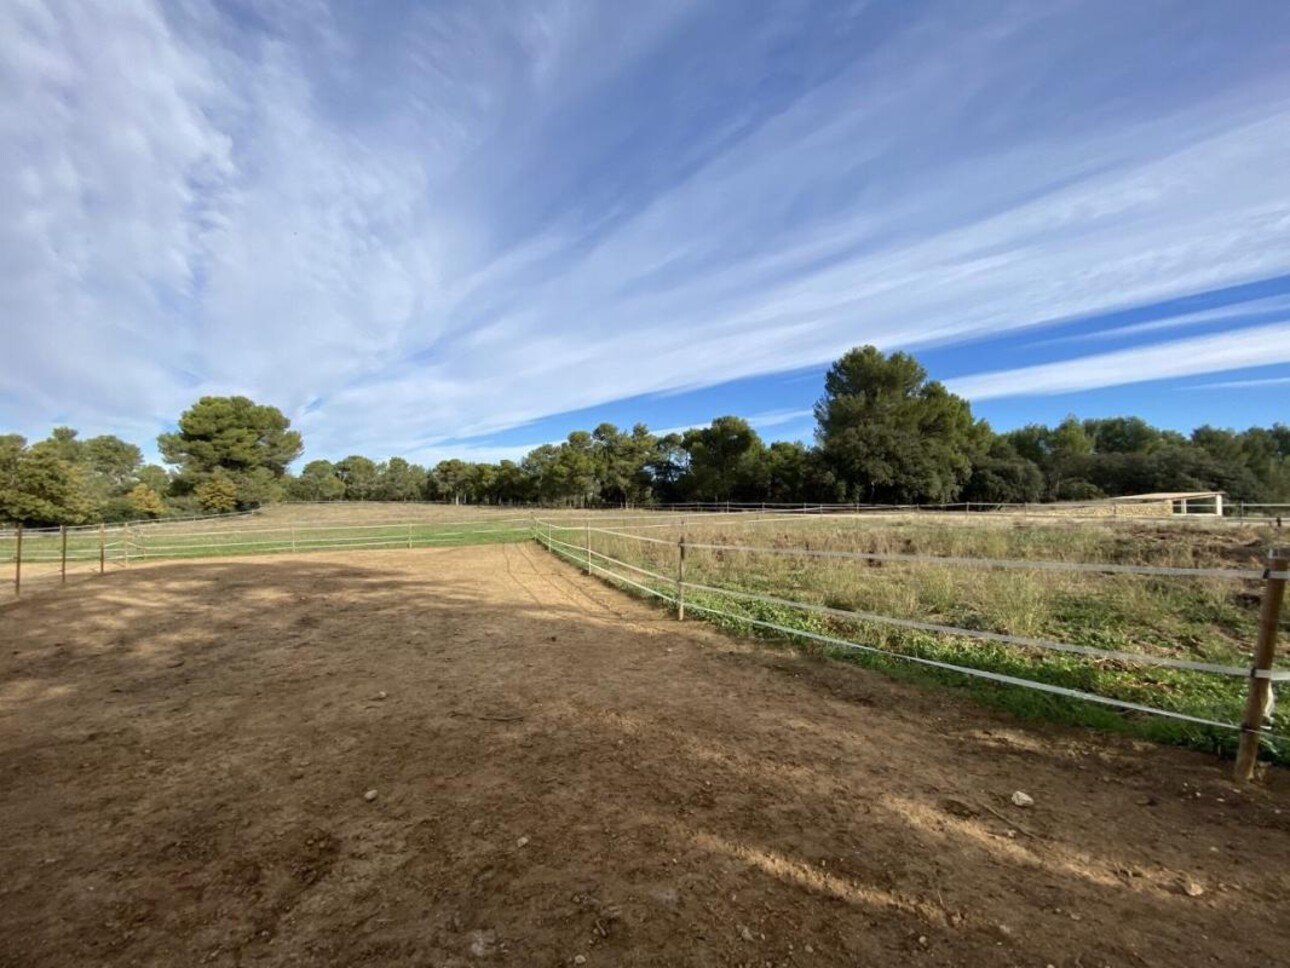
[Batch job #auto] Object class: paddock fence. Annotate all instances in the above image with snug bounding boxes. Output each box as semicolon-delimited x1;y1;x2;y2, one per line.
534;517;1288;780
653;500;1290;524
4;503;1286;777
0;515;536;597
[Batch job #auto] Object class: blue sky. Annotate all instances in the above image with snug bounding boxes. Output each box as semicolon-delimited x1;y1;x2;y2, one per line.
3;0;1290;467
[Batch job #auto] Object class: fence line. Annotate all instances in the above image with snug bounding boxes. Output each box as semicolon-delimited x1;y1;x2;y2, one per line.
658;499;1290;514
535;521;1290;772
116;520;533;541
536;528;1284;679
537;529;1257;732
2;519;537;597
542;522;1287;582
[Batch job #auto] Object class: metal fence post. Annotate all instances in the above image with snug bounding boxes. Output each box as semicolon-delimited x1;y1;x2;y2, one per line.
60;524;68;584
676;537;686;621
1234;548;1289;781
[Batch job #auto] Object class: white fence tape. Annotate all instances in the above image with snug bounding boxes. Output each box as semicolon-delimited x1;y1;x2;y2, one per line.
676;576;1277;679
536;532;1283;734
545;523;1282;581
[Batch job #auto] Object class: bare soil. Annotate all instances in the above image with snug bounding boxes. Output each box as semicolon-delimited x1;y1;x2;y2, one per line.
2;543;1288;968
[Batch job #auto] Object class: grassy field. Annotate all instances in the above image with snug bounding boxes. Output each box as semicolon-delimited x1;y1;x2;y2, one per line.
0;503;539;593
541;512;1288;762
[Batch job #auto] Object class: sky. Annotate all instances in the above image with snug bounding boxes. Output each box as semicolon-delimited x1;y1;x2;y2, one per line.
3;0;1290;468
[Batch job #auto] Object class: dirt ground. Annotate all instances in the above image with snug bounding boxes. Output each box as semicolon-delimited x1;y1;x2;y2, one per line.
2;544;1288;968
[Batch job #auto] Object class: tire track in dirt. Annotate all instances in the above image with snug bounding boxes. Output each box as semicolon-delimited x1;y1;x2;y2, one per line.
511;540;680;638
509;540;628;619
499;541;548;609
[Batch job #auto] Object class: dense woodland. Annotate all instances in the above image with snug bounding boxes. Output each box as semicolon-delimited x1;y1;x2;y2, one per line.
3;346;1288;526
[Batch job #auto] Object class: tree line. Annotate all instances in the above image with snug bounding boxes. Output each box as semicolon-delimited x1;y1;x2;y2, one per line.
3;346;1287;526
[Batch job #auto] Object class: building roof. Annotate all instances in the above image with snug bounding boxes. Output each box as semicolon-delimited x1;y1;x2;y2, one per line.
1106;491;1225;502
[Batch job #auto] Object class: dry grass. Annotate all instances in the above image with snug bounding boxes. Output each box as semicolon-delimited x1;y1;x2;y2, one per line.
545;512;1288;760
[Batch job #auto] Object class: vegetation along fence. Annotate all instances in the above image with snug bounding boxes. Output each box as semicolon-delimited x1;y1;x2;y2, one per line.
535;518;1288;781
655;500;1290;523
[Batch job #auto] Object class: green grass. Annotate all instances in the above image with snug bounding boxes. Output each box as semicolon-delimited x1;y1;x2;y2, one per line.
543;517;1287;765
0;520;531;567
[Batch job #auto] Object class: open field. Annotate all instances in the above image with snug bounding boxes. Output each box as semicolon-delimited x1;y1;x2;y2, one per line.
0;503;539;597
3;543;1289;967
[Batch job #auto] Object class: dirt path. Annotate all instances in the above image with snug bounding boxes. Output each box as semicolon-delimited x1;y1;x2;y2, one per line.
2;543;1288;967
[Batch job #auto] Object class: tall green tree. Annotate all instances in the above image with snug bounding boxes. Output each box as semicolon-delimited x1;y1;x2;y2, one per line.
82;435;144;491
159;397;300;473
135;464;172;495
590;422;659;506
376;457;426;502
28;428;145;519
646;433;689;503
159;396;302;510
289;459;346;501
815;346;981;503
0;435;95;526
334;455;379;500
34;427;84;464
490;460;532;504
962;439;1044;504
683;417;764;501
558;432;599;506
1083;417;1162;455
429;459;473;504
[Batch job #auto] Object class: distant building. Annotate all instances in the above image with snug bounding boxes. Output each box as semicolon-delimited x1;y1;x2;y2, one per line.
1105;491;1225;517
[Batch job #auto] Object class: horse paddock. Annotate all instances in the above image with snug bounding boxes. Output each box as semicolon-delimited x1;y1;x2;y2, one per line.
2;543;1288;967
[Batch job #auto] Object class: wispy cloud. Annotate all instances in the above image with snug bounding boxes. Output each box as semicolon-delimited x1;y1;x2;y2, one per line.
1031;292;1290;347
947;323;1290;400
4;1;1290;458
1184;375;1290;391
649;407;815;440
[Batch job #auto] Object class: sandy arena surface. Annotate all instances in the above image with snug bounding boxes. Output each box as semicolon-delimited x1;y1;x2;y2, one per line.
2;543;1288;967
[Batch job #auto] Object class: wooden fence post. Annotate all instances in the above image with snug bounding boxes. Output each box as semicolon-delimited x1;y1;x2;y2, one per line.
13;524;21;598
584;520;592;575
123;524;130;567
1234;549;1289;781
291;525;297;553
60;525;68;584
676;537;686;621
99;523;105;575
407;522;413;549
